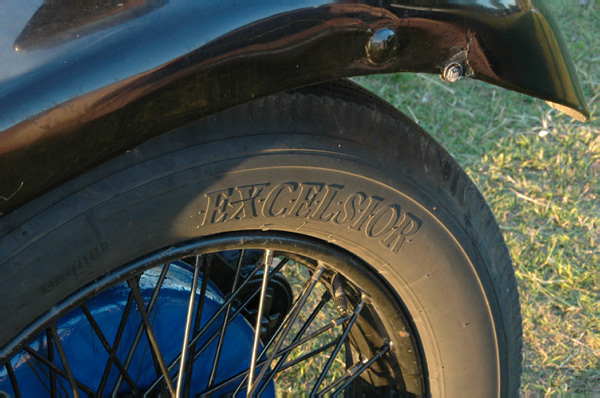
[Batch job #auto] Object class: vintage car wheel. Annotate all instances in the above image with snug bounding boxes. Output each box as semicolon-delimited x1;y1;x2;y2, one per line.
0;81;522;397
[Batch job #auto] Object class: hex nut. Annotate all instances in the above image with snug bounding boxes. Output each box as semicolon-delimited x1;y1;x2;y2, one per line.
441;62;464;83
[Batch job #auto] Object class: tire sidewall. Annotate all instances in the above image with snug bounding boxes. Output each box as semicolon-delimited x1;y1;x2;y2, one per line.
1;128;503;397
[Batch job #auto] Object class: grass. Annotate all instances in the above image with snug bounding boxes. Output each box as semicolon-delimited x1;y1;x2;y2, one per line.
354;0;599;394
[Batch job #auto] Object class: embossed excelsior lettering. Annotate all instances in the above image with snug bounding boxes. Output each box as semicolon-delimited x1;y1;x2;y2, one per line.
203;188;234;225
379;212;422;254
310;184;343;221
349;194;384;231
229;183;270;221
366;204;402;238
334;192;366;226
196;181;422;254
290;183;327;218
263;182;299;217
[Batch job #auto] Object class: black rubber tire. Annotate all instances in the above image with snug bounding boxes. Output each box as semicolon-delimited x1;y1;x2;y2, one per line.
0;80;522;397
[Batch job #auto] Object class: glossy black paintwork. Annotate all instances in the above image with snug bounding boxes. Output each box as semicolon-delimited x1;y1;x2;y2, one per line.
13;1;170;52
0;0;589;216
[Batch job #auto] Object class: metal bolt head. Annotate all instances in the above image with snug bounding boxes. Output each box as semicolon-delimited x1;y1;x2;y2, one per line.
366;28;398;65
441;62;464;83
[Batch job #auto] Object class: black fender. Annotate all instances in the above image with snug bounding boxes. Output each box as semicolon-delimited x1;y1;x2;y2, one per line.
0;0;589;216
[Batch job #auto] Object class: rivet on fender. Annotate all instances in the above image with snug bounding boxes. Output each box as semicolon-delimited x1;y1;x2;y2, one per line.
366;28;398;65
441;62;464;83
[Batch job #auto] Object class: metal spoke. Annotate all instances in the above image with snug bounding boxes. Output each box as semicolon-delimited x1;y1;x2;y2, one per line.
80;303;139;396
233;301;347;396
207;249;246;387
316;346;352;397
189;259;291;370
247;249;274;396
175;255;202;398
23;348;52;395
6;362;21;398
49;323;80;398
231;256;298;397
198;338;339;396
277;339;338;372
22;326;93;396
179;256;266;356
249;264;325;395
143;256;289;395
256;289;332;396
328;342;391;397
128;277;176;396
112;264;170;397
23;338;49;397
23;345;94;396
278;314;348;356
100;289;134;397
152;277;260;395
183;254;212;396
310;298;366;397
46;329;57;398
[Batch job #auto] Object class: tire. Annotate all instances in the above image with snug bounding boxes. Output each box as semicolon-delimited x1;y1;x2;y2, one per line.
0;80;522;397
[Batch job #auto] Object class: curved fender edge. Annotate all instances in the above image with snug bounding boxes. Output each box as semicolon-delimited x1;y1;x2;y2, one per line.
0;0;589;217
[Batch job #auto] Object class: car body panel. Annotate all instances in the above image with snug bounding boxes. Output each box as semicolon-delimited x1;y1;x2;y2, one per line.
0;0;589;215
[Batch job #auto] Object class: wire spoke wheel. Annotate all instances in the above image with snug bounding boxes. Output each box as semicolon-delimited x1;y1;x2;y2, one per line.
0;232;423;397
